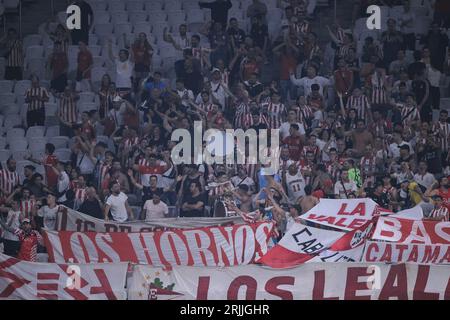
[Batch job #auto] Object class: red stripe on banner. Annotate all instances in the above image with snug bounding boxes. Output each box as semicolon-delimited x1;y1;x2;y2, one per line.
256;245;314;268
37;273;60;280
37;283;59;291
37;293;58;299
90;269;117;300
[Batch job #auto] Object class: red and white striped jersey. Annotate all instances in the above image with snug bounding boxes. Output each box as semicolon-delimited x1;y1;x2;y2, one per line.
298;161;313;186
263;103;285;129
432;121;450;151
346;95;371;121
294;21;310;35
74;187;87;202
399;103;420;125
191;47;209;68
199;102;215;113
234;102;250;129
59;95;78;124
123;137;139;149
15;229;43;262
326;161;340;181
6;39;23;67
0;169;20;195
429;206;449;222
370;73;388;105
220;69;230;87
98;162;111;190
20;199;36;220
25;87;50;111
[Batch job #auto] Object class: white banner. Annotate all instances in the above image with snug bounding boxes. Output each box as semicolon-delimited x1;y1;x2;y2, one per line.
128;263;450;300
0;253;128;300
363;241;450;264
55;207;244;232
301;198;379;231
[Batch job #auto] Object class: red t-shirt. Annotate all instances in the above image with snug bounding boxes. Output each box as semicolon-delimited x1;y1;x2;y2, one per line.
16;230;43;262
44;154;59;189
77;51;93;79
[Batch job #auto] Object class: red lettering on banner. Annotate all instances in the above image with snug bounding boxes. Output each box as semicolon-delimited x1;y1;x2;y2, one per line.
344;267;372;300
36;272;60;299
337;203;366;216
227;276;257;300
445;278;450;300
422;245;440;264
75;219;83;232
89;269;117;300
0;269;31;298
265;277;295;300
396;244;408;261
312;270;339;300
378;264;408;300
380;244;392;262
334;218;349;228
365;242;379;262
348;219;367;229
196;276;210;300
439;247;450;264
413;265;440;300
406;245;419;262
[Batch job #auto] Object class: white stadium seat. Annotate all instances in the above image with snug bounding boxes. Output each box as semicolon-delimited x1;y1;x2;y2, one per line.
7;127;25;141
54;148;72;162
164;0;182;11
94;24;114;37
12;150;30;161
90;0;107;12
145;0;163;11
45;125;60;137
48;136;69;149
128;11;148;24
9;139;28;152
0;137;7;150
95;11;111;24
78;102;98;114
0;80;14;93
28;137;47;151
114;23;133;36
0;150;11;163
4;114;22;130
26;126;46;138
45;103;58;117
108;0;126;12
0;93;16;106
111;11;129;24
127;0;144;11
13;80;31;96
25;45;44;61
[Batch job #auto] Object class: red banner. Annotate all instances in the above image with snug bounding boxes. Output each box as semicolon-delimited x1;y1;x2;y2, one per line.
372;217;450;244
43;222;274;267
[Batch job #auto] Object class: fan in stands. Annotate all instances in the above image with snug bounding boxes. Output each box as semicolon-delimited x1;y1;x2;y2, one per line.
0;0;449;266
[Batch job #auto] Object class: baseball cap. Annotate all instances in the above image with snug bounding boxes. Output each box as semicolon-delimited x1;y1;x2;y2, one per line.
113;96;122;102
22;218;31;224
398;145;410;151
211;68;221;74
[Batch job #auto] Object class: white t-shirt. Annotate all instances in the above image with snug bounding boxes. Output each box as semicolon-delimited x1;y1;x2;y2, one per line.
177;89;194;107
413;172;436;190
334;180;358;199
279;122;306;139
399;10;415;34
290;75;330;96
106;192;128;222
209;81;228;110
57;171;70;202
108;104;127;127
388;141;414;158
38;205;59;230
76;152;95;175
3;210;21;241
143;200;169;220
285;171;306;204
115;59;134;89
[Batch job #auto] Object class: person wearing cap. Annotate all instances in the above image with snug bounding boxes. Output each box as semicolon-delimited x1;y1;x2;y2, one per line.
207;67;232;111
0;216;43;262
426;195;449;222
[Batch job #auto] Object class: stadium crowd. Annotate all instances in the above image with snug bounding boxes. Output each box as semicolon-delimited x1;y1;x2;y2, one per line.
0;0;449;261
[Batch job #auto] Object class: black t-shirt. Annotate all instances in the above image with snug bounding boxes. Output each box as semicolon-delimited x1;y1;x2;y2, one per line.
227;28;246;48
181;192;206;217
199;0;232;27
250;24;268;49
79;199;103;219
